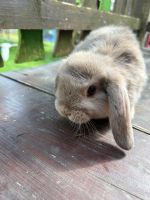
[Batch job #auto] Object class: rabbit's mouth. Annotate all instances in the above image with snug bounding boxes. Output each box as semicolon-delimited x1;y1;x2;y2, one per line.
55;100;91;124
68;111;90;124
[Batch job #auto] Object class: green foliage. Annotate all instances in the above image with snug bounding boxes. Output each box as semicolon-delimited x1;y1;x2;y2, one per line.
99;0;111;11
76;0;80;5
0;41;58;72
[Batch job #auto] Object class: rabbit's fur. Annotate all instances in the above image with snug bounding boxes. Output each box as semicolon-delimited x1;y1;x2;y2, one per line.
55;25;147;150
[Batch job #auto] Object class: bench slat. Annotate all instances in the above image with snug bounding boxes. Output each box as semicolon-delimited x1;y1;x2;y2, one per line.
0;0;140;30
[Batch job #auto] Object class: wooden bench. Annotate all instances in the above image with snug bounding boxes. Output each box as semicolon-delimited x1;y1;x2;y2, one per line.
0;0;149;65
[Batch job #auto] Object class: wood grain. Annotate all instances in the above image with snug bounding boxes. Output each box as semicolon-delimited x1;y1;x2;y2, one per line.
0;0;140;30
131;0;150;39
0;76;150;199
114;0;127;14
52;0;75;57
82;0;98;8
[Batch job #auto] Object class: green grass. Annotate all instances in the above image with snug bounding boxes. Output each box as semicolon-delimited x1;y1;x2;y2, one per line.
0;32;18;43
0;40;59;72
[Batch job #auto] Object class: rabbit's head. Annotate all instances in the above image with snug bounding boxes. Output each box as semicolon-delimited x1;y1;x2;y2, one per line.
55;51;134;150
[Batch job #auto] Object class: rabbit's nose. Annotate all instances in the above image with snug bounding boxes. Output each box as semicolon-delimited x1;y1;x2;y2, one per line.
58;105;71;117
63;110;71;117
55;100;71;117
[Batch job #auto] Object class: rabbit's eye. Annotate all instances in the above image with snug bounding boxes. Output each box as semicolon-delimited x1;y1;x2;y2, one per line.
87;85;97;97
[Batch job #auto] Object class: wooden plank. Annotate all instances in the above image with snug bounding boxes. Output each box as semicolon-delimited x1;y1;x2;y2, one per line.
125;0;133;16
0;0;140;30
148;13;150;22
63;0;76;3
115;0;136;18
0;76;150;199
1;56;150;130
131;0;143;17
114;0;127;14
81;0;98;37
15;30;45;63
133;57;150;130
72;0;98;46
52;30;74;57
145;13;150;32
131;0;150;39
83;0;98;8
52;0;75;57
131;0;150;21
0;61;61;95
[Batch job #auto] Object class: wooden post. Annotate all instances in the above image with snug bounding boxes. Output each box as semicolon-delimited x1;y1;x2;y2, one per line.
52;30;74;57
73;0;98;45
125;0;134;16
15;30;44;63
82;0;98;39
53;0;98;57
52;0;75;57
114;0;127;14
145;13;150;32
131;0;150;40
0;52;4;68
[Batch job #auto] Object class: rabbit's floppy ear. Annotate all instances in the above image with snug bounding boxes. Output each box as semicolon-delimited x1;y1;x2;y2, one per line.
106;78;134;150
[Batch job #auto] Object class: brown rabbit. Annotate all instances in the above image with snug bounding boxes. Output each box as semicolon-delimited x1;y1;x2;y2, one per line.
54;25;147;150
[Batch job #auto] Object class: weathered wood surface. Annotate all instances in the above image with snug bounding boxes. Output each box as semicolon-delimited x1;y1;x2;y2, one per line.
52;30;74;57
125;0;134;16
75;0;98;44
114;0;127;14
0;75;150;200
131;0;150;23
1;55;150;130
131;0;150;39
0;0;140;30
145;12;150;31
1;61;61;95
83;0;98;8
133;55;150;130
52;0;75;57
15;30;45;63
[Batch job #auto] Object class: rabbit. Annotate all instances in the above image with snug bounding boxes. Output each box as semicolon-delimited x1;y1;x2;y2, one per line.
54;25;147;150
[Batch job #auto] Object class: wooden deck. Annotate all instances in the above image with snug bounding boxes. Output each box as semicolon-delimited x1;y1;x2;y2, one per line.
0;56;150;200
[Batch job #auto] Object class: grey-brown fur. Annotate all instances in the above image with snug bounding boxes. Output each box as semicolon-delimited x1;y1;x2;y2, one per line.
55;25;147;150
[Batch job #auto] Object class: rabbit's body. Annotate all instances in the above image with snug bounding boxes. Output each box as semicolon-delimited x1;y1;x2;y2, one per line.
73;26;147;113
55;26;147;150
